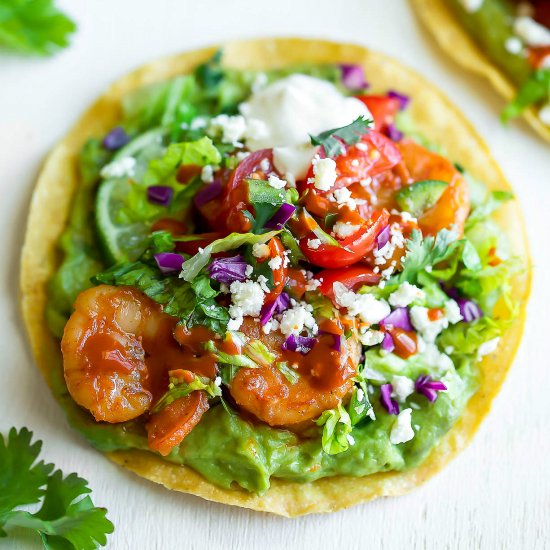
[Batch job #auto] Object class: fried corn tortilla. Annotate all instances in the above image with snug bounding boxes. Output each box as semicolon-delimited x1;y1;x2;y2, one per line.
411;0;550;143
20;38;531;516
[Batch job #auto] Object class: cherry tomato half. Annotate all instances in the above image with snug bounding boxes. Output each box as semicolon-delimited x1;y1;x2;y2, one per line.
356;95;401;133
315;265;381;301
299;209;389;268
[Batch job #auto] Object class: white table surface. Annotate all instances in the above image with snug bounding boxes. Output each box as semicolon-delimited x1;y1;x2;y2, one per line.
1;0;548;548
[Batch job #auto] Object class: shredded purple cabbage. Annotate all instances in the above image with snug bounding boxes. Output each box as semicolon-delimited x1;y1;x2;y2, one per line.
282;334;317;355
380;383;399;415
386;123;404;142
332;334;342;352
381;307;413;332
207;255;249;284
457;298;483;322
154;253;185;274
415;375;447;402
147;186;173;207
381;332;395;352
195;180;222;207
377;224;391;249
388;90;410;110
265;203;296;230
340;64;369;90
102;127;130;151
259;292;291;325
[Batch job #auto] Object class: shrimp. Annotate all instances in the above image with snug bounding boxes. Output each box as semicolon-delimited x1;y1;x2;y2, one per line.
398;140;470;236
61;285;206;424
229;318;361;427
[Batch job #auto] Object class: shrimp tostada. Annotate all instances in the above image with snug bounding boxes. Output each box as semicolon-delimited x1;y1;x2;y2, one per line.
21;39;530;516
412;0;550;142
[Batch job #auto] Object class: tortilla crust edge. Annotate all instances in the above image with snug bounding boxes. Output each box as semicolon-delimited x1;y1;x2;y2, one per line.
410;0;550;143
20;37;531;517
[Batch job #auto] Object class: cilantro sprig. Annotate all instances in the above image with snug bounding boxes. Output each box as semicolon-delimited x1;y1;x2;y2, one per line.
0;0;76;56
309;116;373;157
0;427;113;549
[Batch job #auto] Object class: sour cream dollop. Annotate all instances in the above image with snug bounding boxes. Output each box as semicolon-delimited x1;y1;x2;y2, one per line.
239;74;370;181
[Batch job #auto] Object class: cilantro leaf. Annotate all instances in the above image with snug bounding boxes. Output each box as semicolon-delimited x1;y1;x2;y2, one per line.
395;229;458;284
501;69;550;123
309;116;373;157
0;0;76;56
94;261;230;333
0;428;113;549
0;427;53;518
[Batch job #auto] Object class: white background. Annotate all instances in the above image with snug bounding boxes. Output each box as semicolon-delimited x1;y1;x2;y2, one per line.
1;1;548;548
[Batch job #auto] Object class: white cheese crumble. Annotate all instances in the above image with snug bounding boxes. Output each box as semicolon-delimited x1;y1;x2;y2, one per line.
332;187;357;211
100;157;136;179
410;300;462;342
421;341;454;373
459;0;483;12
207;114;247;144
268;256;283;270
392;375;415;402
373;223;405;274
390;408;415;444
279;303;318;336
333;282;391;324
333;221;360;239
307;238;322;250
505;36;523;54
514;16;550;46
228;280;265;327
267;173;287;189
359;329;385;347
388;282;425;307
201;165;214;183
311;155;337;191
477;337;501;359
252;243;270;259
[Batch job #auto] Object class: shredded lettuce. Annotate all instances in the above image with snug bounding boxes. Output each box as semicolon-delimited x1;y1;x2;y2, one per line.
315;404;353;455
143;137;221;187
466;190;514;229
152;373;221;414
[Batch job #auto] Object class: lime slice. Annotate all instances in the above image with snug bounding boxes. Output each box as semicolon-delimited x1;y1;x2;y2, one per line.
95;128;166;263
95;178;152;263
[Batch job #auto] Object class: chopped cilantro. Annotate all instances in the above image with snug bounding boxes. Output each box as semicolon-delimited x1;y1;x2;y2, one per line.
0;427;113;549
309;116;372;157
0;0;76;56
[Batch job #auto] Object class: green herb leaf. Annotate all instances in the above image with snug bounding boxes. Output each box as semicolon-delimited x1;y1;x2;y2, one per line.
501;69;550;123
94;262;229;333
309;116;372;157
0;428;113;548
180;230;279;282
0;0;76;56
